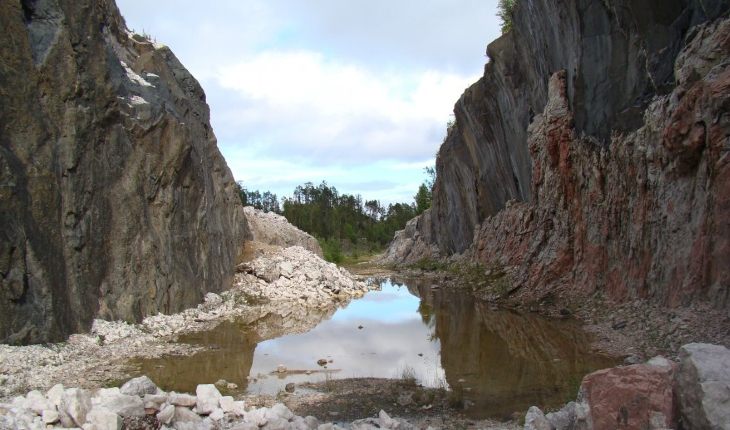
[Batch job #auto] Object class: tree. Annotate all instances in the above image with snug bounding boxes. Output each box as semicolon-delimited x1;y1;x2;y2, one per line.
497;0;517;34
414;184;432;215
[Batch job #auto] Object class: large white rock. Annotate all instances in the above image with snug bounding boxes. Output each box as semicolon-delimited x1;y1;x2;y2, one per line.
677;343;730;430
265;416;291;430
46;383;65;407
173;406;203;427
120;375;159;397
86;407;122;430
41;409;59;424
267;403;294;421
195;384;221;415
169;392;197;407
156;404;175;425
60;387;92;427
25;390;54;414
378;410;398;429
97;393;145;417
209;408;225;421
244;407;268;426
219;396;245;416
524;406;551;430
545;401;576;430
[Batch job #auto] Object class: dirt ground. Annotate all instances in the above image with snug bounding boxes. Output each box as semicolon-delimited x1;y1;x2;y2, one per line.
243;377;519;429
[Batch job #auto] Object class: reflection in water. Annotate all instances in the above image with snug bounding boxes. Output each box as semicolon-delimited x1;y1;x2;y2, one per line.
403;279;616;418
132;280;615;418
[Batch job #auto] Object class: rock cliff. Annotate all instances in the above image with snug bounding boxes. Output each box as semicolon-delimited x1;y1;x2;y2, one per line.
0;0;247;344
386;0;729;308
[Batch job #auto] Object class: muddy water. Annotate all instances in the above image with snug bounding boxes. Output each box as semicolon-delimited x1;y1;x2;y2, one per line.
131;279;616;418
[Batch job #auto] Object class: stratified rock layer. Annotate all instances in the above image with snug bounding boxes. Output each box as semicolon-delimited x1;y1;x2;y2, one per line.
386;0;730;308
0;0;247;344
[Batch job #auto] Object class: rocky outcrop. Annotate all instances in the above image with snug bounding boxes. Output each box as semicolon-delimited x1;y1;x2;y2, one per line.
379;209;440;264
676;343;730;429
525;343;730;430
243;206;322;257
386;1;730;308
0;0;247;344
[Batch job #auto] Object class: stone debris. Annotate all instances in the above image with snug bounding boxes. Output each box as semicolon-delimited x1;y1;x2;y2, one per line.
0;246;370;401
0;377;352;429
523;343;730;430
244;206;323;257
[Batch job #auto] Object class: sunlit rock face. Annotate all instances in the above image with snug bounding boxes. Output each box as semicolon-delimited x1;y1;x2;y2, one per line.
0;0;247;344
386;0;730;308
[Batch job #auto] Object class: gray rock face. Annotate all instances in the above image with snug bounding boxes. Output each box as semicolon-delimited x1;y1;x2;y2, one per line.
392;0;730;256
380;209;440;264
385;0;730;309
0;0;247;344
677;343;730;429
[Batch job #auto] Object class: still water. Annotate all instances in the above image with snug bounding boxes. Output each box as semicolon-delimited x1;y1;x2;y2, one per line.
132;279;615;418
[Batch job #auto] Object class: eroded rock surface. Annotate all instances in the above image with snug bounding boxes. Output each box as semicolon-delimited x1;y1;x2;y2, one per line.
243;207;323;257
386;7;730;309
0;0;247;344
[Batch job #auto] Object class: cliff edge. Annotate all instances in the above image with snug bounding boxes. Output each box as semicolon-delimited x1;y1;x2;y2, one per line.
0;0;247;343
386;0;729;308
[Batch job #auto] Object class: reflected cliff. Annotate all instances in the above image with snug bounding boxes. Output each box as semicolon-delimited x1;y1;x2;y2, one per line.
130;279;615;418
403;278;616;417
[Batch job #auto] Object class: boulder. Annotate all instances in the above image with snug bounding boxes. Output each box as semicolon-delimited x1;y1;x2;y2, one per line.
120;376;159;397
46;384;65;407
86;407;122;430
545;401;576;430
173;406;203;425
25;390;54;415
97;393;145;417
169;392;197;407
60;388;92;427
676;343;730;429
220;396;245;416
156;404;175;425
195;384;222;415
576;361;677;430
41;409;59;424
524;406;551;430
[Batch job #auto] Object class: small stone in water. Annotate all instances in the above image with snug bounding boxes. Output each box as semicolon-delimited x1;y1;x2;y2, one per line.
317;359;327;366
285;383;295;393
277;364;287;373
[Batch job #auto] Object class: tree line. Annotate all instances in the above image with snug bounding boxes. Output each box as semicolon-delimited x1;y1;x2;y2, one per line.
235;172;434;262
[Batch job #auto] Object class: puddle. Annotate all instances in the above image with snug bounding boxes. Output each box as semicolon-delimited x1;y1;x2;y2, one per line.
131;279;616;418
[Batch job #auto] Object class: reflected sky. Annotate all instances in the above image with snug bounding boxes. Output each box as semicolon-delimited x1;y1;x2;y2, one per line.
132;279;616;418
247;282;445;393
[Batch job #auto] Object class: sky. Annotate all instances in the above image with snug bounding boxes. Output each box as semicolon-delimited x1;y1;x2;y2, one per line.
116;1;502;205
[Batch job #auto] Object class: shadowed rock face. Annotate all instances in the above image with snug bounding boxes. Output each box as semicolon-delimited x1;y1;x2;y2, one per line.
0;0;247;344
386;0;730;307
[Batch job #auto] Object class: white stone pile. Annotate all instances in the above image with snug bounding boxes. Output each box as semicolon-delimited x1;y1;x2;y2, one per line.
236;246;369;307
0;375;414;430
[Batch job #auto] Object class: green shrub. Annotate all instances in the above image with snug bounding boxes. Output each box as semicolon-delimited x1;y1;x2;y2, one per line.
497;0;517;33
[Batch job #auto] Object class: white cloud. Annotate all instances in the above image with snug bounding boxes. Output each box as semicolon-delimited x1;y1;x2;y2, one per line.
214;50;474;163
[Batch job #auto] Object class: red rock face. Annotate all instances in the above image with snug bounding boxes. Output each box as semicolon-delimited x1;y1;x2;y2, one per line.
471;18;730;308
578;361;677;430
